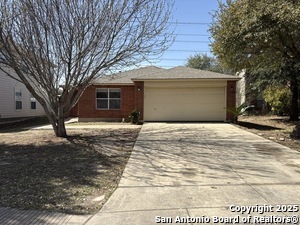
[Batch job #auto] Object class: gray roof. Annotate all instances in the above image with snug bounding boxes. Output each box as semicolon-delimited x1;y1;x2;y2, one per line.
93;66;239;84
93;66;163;84
133;66;239;80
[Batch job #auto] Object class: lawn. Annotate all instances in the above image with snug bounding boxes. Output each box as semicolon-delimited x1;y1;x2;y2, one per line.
236;115;300;152
0;126;140;214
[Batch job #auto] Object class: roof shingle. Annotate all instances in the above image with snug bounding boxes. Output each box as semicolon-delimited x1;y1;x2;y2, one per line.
93;66;239;84
93;66;163;84
134;66;239;80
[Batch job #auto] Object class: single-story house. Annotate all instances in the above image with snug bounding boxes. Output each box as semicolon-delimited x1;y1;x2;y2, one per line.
70;66;240;122
0;65;45;119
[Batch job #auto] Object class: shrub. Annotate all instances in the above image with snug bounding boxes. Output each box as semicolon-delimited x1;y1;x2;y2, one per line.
263;85;291;116
129;108;140;124
226;103;254;123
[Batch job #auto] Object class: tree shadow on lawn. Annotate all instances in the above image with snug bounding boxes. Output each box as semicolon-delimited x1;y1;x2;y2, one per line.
0;131;135;216
270;117;299;126
237;121;282;131
0;117;50;133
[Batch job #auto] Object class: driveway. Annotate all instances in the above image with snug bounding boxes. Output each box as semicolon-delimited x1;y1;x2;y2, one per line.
87;123;300;225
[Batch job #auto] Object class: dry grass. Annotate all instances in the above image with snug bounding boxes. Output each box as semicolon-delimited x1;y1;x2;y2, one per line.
0;127;140;214
236;115;300;152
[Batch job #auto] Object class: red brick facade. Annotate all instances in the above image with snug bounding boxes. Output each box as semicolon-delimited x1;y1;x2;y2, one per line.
133;81;144;120
72;81;237;122
226;80;237;121
76;84;144;121
69;90;79;117
69;102;79;117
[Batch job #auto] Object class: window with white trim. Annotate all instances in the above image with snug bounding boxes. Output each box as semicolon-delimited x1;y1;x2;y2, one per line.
30;94;36;110
15;88;22;110
96;88;121;110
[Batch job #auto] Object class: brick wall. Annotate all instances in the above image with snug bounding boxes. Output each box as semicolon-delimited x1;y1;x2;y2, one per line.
69;102;78;117
133;81;144;120
226;81;237;121
78;84;135;120
69;90;79;117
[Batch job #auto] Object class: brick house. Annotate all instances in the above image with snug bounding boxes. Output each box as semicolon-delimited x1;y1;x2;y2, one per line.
71;66;240;122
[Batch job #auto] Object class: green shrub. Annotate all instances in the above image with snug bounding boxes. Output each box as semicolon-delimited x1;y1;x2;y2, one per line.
226;103;253;123
129;108;140;124
263;85;291;115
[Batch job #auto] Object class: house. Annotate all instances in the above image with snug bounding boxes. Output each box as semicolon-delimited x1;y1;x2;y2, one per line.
0;65;45;119
236;70;266;112
236;70;246;106
71;66;240;122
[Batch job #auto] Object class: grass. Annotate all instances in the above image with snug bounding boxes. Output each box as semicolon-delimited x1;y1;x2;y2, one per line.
236;115;300;152
0;123;140;214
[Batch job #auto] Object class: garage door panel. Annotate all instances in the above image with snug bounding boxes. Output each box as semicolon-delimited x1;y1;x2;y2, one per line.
144;87;226;121
146;91;224;104
147;88;224;95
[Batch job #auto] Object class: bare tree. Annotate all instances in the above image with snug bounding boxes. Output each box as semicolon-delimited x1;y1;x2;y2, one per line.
0;0;173;137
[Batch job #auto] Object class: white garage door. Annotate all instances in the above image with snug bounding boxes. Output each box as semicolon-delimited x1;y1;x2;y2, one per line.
144;87;226;121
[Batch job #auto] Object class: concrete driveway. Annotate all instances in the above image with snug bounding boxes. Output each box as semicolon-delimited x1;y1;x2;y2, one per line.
87;123;300;225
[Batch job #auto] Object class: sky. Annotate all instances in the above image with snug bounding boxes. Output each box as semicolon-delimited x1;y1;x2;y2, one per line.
143;0;221;69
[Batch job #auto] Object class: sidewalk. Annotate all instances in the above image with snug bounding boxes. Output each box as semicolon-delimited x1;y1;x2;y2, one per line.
0;207;91;225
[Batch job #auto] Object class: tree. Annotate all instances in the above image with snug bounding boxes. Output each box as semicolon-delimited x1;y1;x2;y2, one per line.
186;53;233;74
0;0;173;137
210;0;300;121
186;54;214;70
263;85;291;116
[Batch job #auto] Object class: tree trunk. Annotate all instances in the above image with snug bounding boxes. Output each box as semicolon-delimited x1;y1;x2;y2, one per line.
289;76;299;121
291;122;300;139
55;116;67;137
49;104;67;138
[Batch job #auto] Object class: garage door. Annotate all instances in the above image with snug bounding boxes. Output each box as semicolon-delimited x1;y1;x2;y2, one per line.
144;87;226;121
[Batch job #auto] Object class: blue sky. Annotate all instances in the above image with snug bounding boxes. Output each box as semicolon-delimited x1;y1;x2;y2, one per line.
144;0;221;69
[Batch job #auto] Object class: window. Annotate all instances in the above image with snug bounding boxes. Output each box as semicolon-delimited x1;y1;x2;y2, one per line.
31;94;36;110
15;89;22;110
96;88;121;110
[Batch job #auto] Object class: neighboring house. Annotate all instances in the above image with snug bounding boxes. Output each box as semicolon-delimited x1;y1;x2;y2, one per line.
236;70;246;107
236;70;265;111
0;65;45;119
71;66;240;122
